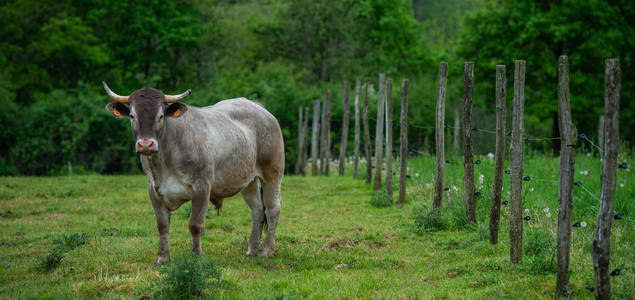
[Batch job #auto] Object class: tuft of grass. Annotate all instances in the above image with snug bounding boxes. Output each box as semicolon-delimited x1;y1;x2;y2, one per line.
523;228;556;274
411;204;444;233
257;293;300;300
38;232;90;272
369;190;393;208
154;254;228;300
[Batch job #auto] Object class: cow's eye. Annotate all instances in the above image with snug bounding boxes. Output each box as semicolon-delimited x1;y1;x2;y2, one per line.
130;115;135;120
159;115;164;120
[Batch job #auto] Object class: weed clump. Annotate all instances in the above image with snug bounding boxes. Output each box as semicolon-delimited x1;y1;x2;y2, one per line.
369;190;393;208
411;204;445;233
38;232;90;272
155;254;228;299
523;227;556;274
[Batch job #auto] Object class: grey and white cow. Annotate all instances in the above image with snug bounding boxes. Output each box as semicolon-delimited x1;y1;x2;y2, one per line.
103;82;284;264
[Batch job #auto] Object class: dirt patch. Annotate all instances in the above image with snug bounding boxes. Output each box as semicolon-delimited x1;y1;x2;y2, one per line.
327;239;358;251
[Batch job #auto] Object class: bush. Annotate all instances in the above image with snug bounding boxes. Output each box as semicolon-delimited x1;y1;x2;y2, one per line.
155;254;228;300
369;190;393;208
411;204;445;234
38;232;90;272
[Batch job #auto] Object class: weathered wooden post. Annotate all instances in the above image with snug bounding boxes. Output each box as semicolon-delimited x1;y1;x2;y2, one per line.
463;62;476;223
489;65;506;244
295;106;304;174
453;108;460;153
509;60;526;264
363;80;373;184
373;73;386;191
324;90;333;176
311;100;320;175
301;107;310;176
598;115;604;153
397;79;409;205
433;62;448;209
353;78;362;178
385;79;393;200
555;55;577;299
339;81;351;176
591;58;620;300
320;96;327;175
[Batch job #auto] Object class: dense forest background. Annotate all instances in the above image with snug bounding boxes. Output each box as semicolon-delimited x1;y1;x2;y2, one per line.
0;0;632;175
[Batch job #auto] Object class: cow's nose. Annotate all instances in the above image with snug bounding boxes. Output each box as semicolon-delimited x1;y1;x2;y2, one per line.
136;140;156;154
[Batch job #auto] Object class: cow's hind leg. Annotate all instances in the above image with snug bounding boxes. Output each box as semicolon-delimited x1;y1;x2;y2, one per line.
241;179;265;256
262;181;282;258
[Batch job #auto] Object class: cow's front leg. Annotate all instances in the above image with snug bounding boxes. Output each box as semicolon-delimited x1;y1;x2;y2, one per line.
189;181;211;254
149;187;171;265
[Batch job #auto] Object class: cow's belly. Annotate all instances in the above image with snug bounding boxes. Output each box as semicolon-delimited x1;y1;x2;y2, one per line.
156;175;192;210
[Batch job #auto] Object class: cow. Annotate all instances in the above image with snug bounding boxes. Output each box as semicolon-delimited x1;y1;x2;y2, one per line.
102;82;284;264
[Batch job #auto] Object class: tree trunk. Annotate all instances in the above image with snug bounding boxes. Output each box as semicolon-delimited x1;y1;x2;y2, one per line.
591;58;620;300
353;78;362;178
339;81;351;176
509;60;526;264
301;107;310;176
463;62;476;223
385;79;393;200
489;65;506;244
373;73;385;191
434;62;448;209
397;79;409;205
324;90;332;175
295;107;304;174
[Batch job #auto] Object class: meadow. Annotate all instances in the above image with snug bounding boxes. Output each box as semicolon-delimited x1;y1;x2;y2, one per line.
0;153;632;299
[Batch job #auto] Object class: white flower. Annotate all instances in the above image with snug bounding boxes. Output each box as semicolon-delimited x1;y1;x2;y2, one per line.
543;207;549;213
587;152;592;157
581;221;587;227
529;188;534;192
415;173;420;177
479;174;484;186
524;208;530;214
619;183;624;188
579;170;589;176
487;152;495;160
425;183;431;189
452;185;458;192
546;212;551;218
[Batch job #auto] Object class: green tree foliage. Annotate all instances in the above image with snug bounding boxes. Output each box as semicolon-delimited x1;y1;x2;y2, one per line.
457;0;634;146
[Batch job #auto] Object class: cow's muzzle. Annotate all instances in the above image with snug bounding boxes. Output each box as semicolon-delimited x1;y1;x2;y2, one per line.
136;139;158;156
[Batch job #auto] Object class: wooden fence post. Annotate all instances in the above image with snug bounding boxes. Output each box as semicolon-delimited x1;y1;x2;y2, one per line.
353;78;362;178
555;55;577;299
301;107;310;176
453;108;460;153
339;81;351;176
591;58;620;300
397;79;409;205
598;115;604;153
295;106;304;174
489;65;506;244
433;62;448;209
363;80;373;184
385;79;393;200
326;90;332;175
463;62;476;223
311;100;320;175
374;73;386;191
320;96;327;175
509;60;526;264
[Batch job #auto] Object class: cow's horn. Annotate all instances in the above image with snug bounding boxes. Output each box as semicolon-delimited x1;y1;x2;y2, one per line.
102;82;130;104
164;89;192;103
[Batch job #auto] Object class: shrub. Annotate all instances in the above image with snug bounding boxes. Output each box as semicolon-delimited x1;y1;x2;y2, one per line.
369;190;393;208
411;204;445;234
155;254;228;300
445;201;468;230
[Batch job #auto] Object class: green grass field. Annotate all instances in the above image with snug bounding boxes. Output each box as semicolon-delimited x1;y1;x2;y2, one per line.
0;153;632;299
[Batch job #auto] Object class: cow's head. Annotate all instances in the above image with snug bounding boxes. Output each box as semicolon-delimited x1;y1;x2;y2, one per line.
103;82;191;156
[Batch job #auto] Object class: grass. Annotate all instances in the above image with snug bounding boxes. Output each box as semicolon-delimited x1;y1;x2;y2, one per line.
0;153;632;299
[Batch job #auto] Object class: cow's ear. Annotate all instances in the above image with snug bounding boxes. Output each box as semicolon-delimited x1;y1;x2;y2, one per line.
105;102;130;118
166;103;188;118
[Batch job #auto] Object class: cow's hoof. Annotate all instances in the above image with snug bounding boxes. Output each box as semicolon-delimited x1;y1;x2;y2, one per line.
154;256;170;265
261;249;274;258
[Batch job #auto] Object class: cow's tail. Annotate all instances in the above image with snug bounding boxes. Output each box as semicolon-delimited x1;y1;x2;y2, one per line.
260;184;268;231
